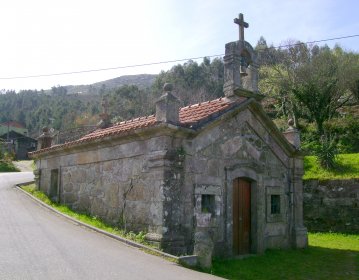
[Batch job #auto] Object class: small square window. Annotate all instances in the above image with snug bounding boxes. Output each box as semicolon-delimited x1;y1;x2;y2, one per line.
201;194;215;215
271;195;281;214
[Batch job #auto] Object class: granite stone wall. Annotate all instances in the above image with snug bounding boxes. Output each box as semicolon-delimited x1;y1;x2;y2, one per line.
303;179;359;233
37;135;178;235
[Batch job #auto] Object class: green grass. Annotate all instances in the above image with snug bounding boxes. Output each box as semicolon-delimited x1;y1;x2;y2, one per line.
21;184;148;245
211;233;359;280
0;160;19;172
309;232;359;250
304;153;359;180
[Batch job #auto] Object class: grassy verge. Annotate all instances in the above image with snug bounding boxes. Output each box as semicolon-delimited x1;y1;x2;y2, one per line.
21;184;148;245
304;153;359;180
211;232;359;280
31;160;36;171
0;160;19;172
21;185;358;279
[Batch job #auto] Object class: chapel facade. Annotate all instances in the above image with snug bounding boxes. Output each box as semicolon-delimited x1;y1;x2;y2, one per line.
30;14;307;257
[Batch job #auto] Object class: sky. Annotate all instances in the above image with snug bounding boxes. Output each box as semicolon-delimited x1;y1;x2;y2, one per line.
0;0;358;91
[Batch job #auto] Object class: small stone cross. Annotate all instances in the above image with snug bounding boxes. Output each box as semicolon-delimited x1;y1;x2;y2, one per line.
234;13;249;41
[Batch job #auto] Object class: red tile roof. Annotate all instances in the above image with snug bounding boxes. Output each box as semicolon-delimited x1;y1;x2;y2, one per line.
81;115;157;142
0;121;25;129
30;97;246;156
180;97;236;125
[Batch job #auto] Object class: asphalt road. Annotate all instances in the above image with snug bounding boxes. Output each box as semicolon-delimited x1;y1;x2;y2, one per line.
0;172;223;280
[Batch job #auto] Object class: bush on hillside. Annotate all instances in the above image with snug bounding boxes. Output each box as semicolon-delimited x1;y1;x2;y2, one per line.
324;117;359;153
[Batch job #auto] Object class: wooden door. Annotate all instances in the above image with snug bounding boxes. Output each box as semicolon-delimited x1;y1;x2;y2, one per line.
233;178;251;254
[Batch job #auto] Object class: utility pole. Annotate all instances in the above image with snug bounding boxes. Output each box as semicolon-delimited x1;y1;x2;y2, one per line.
6;119;12;154
7;121;10;153
6;121;9;142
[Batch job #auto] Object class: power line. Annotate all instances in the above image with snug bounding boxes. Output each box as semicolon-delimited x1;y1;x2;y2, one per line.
264;34;359;50
0;34;358;80
0;55;222;80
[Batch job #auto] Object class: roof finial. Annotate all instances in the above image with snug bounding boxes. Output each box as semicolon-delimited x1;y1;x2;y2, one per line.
155;83;180;124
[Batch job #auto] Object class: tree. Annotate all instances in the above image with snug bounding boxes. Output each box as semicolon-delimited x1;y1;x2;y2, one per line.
255;36;281;66
151;57;224;105
292;80;337;135
259;43;359;132
51;85;67;96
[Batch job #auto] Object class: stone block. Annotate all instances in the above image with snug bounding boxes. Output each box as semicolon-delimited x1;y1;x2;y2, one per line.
193;231;214;269
266;235;289;249
63;182;74;193
125;184;145;201
194;184;221;195
185;158;207;173
114;141;146;158
104;184;120;208
124;201;150;225
102;160;114;172
196;213;212;227
70;168;89;184
293;227;308;248
91;197;108;218
76;150;99;165
195;174;222;186
63;192;78;204
106;208;120;225
147;225;163;235
207;159;220;176
178;255;198;267
47;157;59;169
149;202;163;226
60;154;76;166
147;136;171;152
77;194;91;211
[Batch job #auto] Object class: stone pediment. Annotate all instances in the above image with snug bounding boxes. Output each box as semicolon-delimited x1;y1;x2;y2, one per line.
225;160;265;173
196;121;267;161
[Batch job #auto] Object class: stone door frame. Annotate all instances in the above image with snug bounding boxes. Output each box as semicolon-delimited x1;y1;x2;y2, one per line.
225;165;264;255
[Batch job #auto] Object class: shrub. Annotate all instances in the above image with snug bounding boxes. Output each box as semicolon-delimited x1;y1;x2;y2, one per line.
314;136;338;169
4;151;16;162
324;117;359;153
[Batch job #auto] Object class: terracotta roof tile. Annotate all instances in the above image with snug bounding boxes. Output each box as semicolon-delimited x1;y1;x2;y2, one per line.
30;97;246;156
0;121;26;129
80;115;157;142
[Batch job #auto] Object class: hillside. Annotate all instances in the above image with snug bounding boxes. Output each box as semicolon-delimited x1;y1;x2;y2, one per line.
64;74;157;95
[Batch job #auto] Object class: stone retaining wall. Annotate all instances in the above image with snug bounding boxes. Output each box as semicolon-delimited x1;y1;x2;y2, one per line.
303;179;359;233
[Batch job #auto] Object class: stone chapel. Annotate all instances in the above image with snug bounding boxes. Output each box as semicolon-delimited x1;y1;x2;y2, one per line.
30;14;308;257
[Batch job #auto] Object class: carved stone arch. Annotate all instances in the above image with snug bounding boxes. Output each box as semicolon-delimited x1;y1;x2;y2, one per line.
240;49;253;66
243;41;256;61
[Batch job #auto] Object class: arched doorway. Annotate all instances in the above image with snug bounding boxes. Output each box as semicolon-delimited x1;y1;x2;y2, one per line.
233;178;251;254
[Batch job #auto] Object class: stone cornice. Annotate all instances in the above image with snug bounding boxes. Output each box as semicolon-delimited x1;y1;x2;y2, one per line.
247;100;302;157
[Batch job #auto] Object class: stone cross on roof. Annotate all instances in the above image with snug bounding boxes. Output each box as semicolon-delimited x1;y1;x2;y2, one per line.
234;13;249;41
